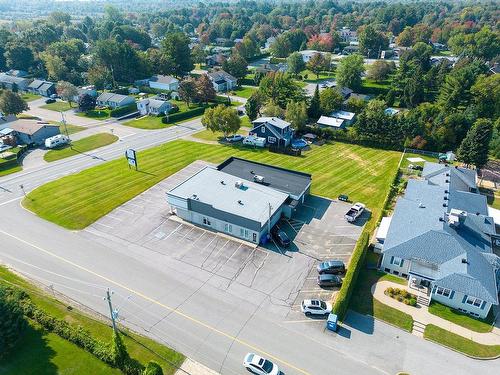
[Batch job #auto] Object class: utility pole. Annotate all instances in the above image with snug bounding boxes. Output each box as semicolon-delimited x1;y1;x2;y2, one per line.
105;288;118;333
267;202;272;238
60;111;69;138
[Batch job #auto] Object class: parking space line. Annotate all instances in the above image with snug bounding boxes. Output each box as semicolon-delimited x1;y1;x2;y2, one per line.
116;207;136;215
282;320;325;324
162;223;182;240
175;226;195;243
201;234;217;250
94;222;113;229
106;214;122;221
191;231;206;245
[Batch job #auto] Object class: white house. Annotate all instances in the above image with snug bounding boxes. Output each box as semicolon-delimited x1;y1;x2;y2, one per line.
207;71;237;92
379;162;500;319
331;110;355;126
299;50;329;63
148;75;179;91
96;93;135;109
317;115;345;129
136;97;172;116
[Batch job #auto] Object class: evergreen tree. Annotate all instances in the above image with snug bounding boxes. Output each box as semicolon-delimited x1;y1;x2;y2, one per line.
0;286;27;360
457;118;493;168
245;92;262;121
308;85;321;119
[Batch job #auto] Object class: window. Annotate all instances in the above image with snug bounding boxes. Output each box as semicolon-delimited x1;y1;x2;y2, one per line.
436;287;451;298
384;268;390;273
392;257;403;267
244;229;249;238
466;296;483;307
261;126;265;133
224;224;232;233
268;136;276;143
240;228;244;237
203;217;211;226
393;271;399;276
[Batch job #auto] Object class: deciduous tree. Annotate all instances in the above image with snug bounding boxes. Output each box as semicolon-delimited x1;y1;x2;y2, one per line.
336;54;365;91
0;91;28;115
285;101;308;130
202;105;241;137
287;52;305;77
56;81;79;107
319;88;343;115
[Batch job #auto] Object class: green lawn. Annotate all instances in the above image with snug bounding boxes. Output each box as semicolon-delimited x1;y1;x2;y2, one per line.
302;69;336;83
350;268;414;332
49;122;85;135
24;140;401;230
231;86;257;99
359;78;392;96
40;101;74;112
424;324;500;358
193;128;249;142
123;116;172;130
428;301;494;333
400;152;438;169
0;163;21;177
0;266;185;375
0;321;121;375
76;108;111;119
20;92;41;102
43;133;119;162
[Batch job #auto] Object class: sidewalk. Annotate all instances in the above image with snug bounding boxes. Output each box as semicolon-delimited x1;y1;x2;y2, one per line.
175;358;219;375
372;280;500;345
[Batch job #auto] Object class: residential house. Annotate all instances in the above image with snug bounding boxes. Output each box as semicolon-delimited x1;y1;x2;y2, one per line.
250;117;293;148
264;37;276;50
0;73;30;91
72;86;98;102
167;157;311;244
338;87;353;100
137;97;172;116
207;70;237;92
378;162;500;319
0;113;16;130
27;80;56;97
96;93;135;109
148;75;179;91
299;50;330;63
9;119;60;145
6;70;28;77
384;107;400;116
316;115;345;130
339;27;358;44
331;110;355;126
342;45;359;55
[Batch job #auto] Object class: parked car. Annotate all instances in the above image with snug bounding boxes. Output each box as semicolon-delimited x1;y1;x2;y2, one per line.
317;260;346;275
243;135;266;147
243;353;280;375
317;274;342;287
225;134;244;142
45;98;56;104
344;202;365;223
272;228;290;247
338;194;349;202
301;299;332;316
408;163;423;171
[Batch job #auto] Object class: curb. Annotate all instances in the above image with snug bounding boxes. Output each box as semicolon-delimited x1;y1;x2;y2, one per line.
423;336;500;361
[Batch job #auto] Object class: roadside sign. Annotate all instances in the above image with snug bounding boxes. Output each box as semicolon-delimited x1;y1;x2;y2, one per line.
125;148;137;170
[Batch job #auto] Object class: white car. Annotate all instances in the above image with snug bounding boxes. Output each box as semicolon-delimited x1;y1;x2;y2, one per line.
243;353;280;375
300;299;332;316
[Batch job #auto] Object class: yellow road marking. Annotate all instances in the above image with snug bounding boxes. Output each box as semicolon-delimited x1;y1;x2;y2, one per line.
0;229;310;375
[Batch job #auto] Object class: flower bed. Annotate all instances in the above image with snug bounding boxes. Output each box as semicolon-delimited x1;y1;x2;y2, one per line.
385;287;417;306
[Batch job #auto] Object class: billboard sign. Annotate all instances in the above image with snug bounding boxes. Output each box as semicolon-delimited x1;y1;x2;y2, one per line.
125;148;137;170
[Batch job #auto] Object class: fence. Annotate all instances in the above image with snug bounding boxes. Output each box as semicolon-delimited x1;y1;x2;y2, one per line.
404;148;440;158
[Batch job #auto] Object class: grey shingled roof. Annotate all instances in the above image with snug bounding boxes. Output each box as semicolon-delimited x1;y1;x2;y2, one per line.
383;161;499;304
252;117;291;130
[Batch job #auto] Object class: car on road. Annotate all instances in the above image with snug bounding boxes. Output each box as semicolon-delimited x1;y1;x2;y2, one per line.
243;353;280;375
317;260;346;275
301;299;332;316
45;98;56;104
344;202;365;223
272;228;290;247
225;134;244;142
317;274;342;288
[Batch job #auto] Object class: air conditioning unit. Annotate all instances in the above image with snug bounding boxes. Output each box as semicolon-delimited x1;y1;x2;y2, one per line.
235;180;243;189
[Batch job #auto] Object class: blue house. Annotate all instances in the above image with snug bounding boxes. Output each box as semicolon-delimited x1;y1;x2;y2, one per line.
377;162;500;319
250;117;293;148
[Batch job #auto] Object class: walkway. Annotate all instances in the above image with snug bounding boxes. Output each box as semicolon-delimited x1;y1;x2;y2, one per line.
175;358;219;375
372;280;500;345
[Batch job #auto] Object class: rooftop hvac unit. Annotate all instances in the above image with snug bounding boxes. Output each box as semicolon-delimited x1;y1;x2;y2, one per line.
235;180;243;189
254;175;265;183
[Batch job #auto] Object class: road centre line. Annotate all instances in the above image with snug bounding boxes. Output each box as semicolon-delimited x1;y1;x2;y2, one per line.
0;228;310;375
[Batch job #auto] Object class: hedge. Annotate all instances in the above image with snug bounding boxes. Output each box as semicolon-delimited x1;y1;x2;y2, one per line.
110;104;138;118
161;105;216;124
332;231;370;320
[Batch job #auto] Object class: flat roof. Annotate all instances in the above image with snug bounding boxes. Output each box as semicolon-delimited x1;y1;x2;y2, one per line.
217;157;312;198
168;166;288;226
317;115;344;128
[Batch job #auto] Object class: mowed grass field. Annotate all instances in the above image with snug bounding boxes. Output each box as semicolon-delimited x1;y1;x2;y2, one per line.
24;140;401;229
44;133;118;162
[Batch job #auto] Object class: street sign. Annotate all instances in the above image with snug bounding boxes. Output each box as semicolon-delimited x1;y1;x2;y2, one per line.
125;148;137;170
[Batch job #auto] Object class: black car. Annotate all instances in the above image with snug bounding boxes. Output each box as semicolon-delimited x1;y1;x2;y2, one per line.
273;229;290;247
338;194;349;202
317;260;346;275
45;98;56;104
317;274;342;287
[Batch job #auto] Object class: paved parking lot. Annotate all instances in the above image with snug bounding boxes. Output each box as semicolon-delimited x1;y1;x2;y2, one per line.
86;161;365;320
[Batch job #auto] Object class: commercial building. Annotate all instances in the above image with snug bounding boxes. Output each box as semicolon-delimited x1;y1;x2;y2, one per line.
167;158;312;244
378;162;500;319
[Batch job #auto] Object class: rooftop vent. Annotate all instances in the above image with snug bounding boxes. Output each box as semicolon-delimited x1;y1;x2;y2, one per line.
250;170;254;174
446;173;450;177
418;202;425;208
444;196;448;200
254;175;265;183
443;203;447;207
461;258;469;265
220;180;226;185
237;200;243;205
439;217;445;222
445;179;450;183
445;189;449;193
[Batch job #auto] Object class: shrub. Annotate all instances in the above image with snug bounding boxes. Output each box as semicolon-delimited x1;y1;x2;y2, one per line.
162;105;216;124
332;231;369;320
110;104;137;118
143;361;163;375
409;298;417;307
0;286;27;360
168;105;179;114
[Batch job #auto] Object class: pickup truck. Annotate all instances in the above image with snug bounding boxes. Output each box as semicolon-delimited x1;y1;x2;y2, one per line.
344;203;365;222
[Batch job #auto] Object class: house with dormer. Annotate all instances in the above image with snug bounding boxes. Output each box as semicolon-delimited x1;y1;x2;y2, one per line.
249;117;293;148
377;162;499;319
